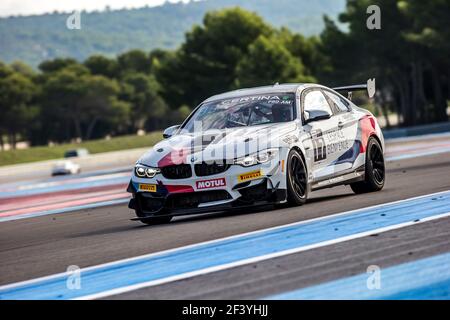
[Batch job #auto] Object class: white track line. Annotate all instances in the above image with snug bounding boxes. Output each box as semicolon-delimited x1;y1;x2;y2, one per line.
76;211;450;299
385;131;450;143
2;189;450;296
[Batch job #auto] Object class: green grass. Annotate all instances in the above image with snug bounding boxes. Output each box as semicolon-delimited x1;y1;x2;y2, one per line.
0;131;163;167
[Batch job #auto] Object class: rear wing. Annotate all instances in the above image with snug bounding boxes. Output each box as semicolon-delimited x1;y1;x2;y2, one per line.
332;79;376;100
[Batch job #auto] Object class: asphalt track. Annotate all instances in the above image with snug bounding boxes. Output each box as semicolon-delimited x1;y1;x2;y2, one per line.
1;134;450;299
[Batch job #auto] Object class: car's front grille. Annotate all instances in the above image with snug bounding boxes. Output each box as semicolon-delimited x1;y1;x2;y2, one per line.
160;164;192;179
194;162;230;177
166;190;232;209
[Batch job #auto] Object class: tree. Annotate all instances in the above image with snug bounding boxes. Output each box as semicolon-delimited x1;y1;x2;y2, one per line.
10;61;36;78
38;58;79;73
235;35;315;88
117;50;152;76
156;7;274;109
0;71;37;149
318;16;355;86
279;28;331;82
38;67;130;141
148;49;172;73
120;73;168;132
320;0;450;126
397;0;450;123
0;62;13;78
84;55;119;78
77;75;131;140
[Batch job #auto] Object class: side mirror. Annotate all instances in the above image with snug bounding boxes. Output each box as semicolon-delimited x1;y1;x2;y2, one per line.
163;125;180;139
304;110;331;123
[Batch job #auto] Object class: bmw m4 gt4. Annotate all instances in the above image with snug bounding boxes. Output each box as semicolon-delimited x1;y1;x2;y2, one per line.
127;83;385;224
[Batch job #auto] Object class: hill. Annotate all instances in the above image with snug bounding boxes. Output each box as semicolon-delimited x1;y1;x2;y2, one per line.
0;0;345;67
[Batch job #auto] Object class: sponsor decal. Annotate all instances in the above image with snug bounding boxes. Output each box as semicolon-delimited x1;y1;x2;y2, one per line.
238;170;262;182
196;178;226;190
311;129;327;162
139;184;157;192
311;128;350;162
219;94;294;106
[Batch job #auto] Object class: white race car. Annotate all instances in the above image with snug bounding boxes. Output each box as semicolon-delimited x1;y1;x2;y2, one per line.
128;83;385;224
51;160;81;176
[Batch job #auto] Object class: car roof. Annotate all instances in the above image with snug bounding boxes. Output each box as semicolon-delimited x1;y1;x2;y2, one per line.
203;83;320;103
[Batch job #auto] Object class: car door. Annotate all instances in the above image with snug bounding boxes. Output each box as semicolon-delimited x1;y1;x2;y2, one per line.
301;88;340;182
322;89;360;174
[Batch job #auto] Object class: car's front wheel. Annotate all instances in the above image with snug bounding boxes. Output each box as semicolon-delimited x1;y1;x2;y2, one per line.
286;149;308;206
350;137;385;194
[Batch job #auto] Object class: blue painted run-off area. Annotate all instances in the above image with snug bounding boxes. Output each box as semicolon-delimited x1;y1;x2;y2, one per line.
1;191;450;299
267;251;450;300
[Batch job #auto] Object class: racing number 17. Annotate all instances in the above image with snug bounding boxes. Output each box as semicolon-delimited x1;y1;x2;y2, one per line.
312;130;327;162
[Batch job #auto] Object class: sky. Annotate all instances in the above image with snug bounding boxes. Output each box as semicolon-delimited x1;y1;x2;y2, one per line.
0;0;192;17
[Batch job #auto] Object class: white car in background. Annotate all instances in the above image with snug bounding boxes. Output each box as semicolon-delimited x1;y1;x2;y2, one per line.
51;160;81;176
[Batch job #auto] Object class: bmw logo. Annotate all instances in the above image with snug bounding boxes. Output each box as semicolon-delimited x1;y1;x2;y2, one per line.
191;157;197;163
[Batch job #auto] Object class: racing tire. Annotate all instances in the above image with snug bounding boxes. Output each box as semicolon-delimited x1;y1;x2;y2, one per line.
350;137;385;194
286;149;308;206
136;210;173;225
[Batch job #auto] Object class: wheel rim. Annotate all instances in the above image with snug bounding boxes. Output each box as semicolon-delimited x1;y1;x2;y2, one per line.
369;143;385;184
290;155;307;198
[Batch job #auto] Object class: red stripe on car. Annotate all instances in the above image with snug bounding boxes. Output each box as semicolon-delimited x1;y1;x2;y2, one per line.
359;115;376;153
165;185;194;193
157;147;191;167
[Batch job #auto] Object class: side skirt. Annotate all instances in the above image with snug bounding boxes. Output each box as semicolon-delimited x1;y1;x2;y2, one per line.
311;166;365;191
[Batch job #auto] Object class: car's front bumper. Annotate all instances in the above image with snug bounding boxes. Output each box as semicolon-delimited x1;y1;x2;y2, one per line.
128;179;287;219
127;159;288;218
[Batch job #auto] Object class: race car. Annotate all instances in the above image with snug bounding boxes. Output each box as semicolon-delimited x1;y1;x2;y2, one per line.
127;83;385;225
51;160;81;176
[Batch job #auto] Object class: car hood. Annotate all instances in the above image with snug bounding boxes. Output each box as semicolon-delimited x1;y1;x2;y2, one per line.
138;122;298;167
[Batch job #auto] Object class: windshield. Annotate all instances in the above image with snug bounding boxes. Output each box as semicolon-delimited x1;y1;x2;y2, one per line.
182;93;296;133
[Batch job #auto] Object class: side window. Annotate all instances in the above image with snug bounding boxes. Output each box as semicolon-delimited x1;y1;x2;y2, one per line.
304;90;333;118
324;91;351;113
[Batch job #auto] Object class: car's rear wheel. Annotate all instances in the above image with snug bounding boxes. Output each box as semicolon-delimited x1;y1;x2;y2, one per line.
136;209;172;225
350;137;385;194
286;149;308;206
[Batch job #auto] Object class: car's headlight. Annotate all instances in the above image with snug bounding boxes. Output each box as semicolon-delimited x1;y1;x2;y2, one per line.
234;148;279;167
135;164;161;178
